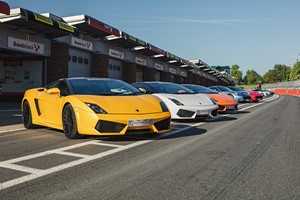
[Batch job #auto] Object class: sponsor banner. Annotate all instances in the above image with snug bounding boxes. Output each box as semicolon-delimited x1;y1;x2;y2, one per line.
109;49;124;60
180;71;187;77
89;17;121;37
123;32;146;47
71;37;93;51
169;67;177;74
155;63;164;71
33;13;53;26
58;22;75;33
135;57;147;66
0;1;10;15
8;37;45;55
148;43;167;56
25;9;78;35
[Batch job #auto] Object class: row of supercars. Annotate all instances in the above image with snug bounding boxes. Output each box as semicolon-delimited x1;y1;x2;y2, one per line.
22;78;274;139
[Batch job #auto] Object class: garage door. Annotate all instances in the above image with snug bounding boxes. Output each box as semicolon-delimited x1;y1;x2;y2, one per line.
108;58;123;80
68;48;91;77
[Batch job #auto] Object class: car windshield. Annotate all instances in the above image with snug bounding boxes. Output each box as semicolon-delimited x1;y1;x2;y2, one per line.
69;78;143;95
217;86;234;92
227;86;244;91
145;82;195;94
183;85;218;94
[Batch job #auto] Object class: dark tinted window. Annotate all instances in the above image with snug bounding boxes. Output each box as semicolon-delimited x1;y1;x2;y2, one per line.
183;84;218;94
69;78;143;95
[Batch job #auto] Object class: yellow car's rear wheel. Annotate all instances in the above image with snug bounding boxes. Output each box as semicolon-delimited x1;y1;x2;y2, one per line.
62;104;83;139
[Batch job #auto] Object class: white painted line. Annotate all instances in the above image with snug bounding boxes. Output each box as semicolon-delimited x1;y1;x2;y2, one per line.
0;163;42;174
0;128;25;134
0;140;151;190
0;95;280;190
90;142;125;148
48;151;90;158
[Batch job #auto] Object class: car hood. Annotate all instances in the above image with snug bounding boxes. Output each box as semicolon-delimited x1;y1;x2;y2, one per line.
208;93;237;104
153;93;213;106
74;94;163;114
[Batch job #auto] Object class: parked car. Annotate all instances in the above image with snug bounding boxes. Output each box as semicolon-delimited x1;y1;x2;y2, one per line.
246;90;263;102
22;78;171;139
182;84;238;112
252;89;274;96
208;86;245;103
226;86;252;102
132;81;218;120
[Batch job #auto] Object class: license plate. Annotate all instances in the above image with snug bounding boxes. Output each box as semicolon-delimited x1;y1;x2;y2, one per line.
227;106;235;109
128;119;154;127
197;110;210;115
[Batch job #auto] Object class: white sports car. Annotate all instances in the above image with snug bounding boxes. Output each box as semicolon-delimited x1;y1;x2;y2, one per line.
132;82;218;120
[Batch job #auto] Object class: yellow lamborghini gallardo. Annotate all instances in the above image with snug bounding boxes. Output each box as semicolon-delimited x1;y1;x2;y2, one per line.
22;78;171;139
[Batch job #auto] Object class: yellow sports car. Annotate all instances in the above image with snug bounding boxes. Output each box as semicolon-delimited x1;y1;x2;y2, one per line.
22;78;171;139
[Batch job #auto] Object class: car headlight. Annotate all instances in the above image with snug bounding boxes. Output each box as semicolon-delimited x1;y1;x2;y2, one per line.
168;98;184;106
86;103;107;114
210;98;217;105
160;101;169;112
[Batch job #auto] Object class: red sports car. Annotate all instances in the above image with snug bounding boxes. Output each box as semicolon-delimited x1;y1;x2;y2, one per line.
246;90;263;102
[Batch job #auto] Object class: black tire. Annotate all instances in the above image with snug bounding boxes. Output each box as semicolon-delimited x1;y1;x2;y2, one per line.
22;101;36;129
62;104;82;139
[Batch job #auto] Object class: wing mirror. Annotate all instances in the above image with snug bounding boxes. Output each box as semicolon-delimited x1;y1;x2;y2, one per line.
138;88;147;93
47;88;60;95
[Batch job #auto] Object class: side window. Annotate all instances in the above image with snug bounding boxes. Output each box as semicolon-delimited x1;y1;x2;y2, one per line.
45;81;58;90
56;81;70;96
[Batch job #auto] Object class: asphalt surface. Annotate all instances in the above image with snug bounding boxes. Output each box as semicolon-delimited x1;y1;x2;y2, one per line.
0;95;299;200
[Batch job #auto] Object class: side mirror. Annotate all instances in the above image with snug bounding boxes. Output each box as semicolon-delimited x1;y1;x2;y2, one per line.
138;88;146;93
47;88;60;95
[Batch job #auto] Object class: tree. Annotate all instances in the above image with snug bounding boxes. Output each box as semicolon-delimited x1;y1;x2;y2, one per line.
262;64;291;83
244;69;263;85
230;64;243;84
290;61;300;80
273;64;291;81
263;69;277;83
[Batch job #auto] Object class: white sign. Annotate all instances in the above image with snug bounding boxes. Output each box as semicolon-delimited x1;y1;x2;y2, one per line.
8;37;44;55
180;71;187;77
71;37;93;51
109;49;124;60
135;57;147;66
169;68;177;74
155;63;164;71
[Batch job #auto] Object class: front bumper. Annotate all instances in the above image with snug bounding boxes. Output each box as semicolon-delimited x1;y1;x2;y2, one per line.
171;105;219;119
74;108;171;136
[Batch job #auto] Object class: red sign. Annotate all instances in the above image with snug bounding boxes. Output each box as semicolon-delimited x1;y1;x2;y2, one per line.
0;1;10;15
89;17;120;37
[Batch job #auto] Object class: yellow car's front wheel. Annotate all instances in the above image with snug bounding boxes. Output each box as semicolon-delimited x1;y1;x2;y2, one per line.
62;104;83;139
22;101;36;129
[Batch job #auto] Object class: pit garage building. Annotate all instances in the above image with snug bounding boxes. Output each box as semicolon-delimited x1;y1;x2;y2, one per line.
0;3;234;98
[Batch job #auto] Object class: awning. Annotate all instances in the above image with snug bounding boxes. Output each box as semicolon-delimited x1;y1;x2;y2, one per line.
0;1;10;15
106;31;146;49
63;15;120;38
167;52;182;66
146;43;174;62
0;8;79;38
180;58;194;70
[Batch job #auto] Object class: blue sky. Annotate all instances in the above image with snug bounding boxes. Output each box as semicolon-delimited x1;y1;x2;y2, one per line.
5;0;300;76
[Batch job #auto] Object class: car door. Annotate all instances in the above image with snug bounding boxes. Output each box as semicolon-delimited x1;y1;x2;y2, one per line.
38;80;69;126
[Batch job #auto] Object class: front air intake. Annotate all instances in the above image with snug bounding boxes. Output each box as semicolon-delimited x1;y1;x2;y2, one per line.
154;118;171;131
95;120;126;133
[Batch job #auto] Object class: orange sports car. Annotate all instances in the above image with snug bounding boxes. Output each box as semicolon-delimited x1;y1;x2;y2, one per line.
182;84;238;113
